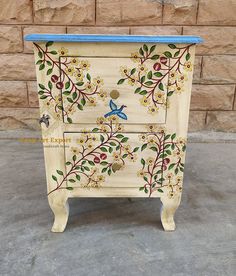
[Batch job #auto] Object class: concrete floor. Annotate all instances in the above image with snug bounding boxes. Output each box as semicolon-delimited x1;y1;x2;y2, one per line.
0;137;235;276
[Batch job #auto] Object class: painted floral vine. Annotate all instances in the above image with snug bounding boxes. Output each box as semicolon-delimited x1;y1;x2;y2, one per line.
117;43;194;115
48;116;138;195
34;41;107;123
138;125;186;198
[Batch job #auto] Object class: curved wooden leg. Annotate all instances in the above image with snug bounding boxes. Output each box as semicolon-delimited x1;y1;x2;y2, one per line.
160;195;181;231
48;194;69;233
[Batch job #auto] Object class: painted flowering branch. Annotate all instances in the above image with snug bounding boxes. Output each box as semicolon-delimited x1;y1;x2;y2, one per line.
48;117;138;195
138;128;186;197
34;42;107;123
117;43;194;115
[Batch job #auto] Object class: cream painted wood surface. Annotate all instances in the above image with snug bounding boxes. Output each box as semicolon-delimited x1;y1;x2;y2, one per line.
32;40;196;232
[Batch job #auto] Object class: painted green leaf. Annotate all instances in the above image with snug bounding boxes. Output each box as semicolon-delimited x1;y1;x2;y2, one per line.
46;41;54;47
88;161;95;166
144;188;148;194
131;68;136;75
158;83;164;91
143;44;148;52
122;154;128;158
164;144;171;149
56;170;63;175
167;91;174;97
52;175;57;181
65;81;70;89
66;187;74;190
164;134;171;140
145;81;153;86
63;91;71;96
109;142;116;146
139;90;147;95
133;147;139;152
72;92;77;100
121;137;129;143
76;82;84;86
81;98;86;106
175;168;179;175
166;150;171;155
102;168;107;173
116;134;124;139
171;144;175;150
72;155;76;161
100;135;105;143
57;105;63;111
77;104;83;110
50;51;57;55
158;189;164;193
163;51;172;58
109;147;113;153
83;166;90;171
182;145;186;152
150;45;156;54
168;44;176;49
154;72;163;77
141;143;147;151
67;117;72;124
117;79;125;85
39;64;45;71
38;91;44;95
143;176;148;182
100;147;107;152
171;133;176;140
67;97;73;103
140;76;145;83
46;60;52;66
101;161;108;166
69;179;76;183
39;84;45;89
86;73;91;81
36;60;43;65
139;187;144;191
141;158;145;166
139;47;144;56
48;81;52;89
150;147;157;152
40;95;48;99
186;53;191;61
65;161;71;166
168;163;175;170
151;55;159;60
92;128;99;132
38;51;43;59
147;71;153;79
108;169;112;176
135;87;141;94
174;50;180;57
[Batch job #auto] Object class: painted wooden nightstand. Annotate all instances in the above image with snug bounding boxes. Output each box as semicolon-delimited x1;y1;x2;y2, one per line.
25;34;202;232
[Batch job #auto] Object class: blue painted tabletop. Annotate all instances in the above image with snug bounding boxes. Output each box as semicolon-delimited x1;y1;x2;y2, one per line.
24;34;203;44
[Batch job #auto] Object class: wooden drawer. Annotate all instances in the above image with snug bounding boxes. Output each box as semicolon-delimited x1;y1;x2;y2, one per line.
60;53;168;125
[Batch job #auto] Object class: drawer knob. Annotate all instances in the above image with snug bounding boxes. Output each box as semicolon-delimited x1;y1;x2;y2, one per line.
110;90;120;99
39;114;50;128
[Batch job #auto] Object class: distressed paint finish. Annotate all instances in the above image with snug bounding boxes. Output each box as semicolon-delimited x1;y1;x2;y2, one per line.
30;35;199;232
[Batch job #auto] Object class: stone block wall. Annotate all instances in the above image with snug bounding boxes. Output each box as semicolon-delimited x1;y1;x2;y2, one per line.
0;0;235;132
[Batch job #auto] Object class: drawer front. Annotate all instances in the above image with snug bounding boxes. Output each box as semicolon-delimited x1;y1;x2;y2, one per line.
60;55;168;125
53;118;187;195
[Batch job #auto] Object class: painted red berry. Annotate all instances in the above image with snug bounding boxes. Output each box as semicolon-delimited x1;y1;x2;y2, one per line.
94;156;100;163
51;75;59;83
163;165;167;171
160;56;168;65
153;62;161;71
56;81;64;89
100;153;107;160
163;158;170;166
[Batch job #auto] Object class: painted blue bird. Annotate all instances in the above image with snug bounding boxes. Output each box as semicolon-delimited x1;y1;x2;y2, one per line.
104;100;128;120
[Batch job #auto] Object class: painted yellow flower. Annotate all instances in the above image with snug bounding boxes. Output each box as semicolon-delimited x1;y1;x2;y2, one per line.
178;73;188;83
80;60;90;71
120;66;130;77
176;176;183;183
85;83;95;93
131;52;140;63
176;137;186;145
87;142;93;150
137;169;145;177
74;71;84;81
67;106;76;115
148;105;159;115
108;115;118;123
70;57;79;66
139;133;147;142
114;123;124;132
71;147;79;154
54;95;62;104
93;77;104;87
146;157;154;166
140;96;150;107
154;91;165;102
175;84;184;94
97;175;105;183
166;173;174;180
90;135;98;142
123;144;131;152
128;77;137;86
156;126;166;133
88;97;96;106
128;154;137;162
113;152;121;161
138;64;148;74
97;90;107;101
101;125;109;133
59;47;68;56
146;124;158;132
76;136;86;145
147;136;157;145
168;191;175;199
96;117;106;125
173;150;184;159
176;185;183;192
184;61;193;72
169;70;177;81
65;66;75;76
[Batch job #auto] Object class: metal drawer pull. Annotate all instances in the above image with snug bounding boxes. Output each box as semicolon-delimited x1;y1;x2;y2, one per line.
110;89;120;99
